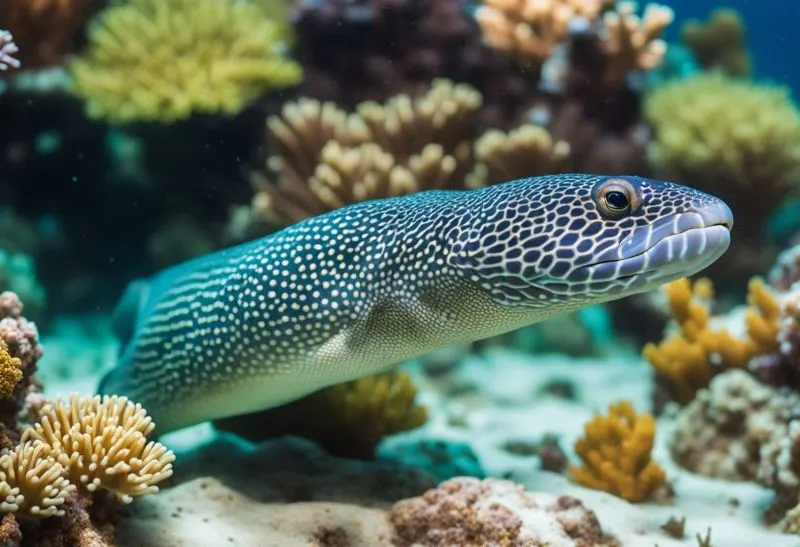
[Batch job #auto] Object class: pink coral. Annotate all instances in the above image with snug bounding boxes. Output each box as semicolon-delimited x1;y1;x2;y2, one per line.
390;477;615;546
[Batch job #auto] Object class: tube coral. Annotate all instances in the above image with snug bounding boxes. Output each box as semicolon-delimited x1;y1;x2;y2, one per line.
0;440;75;518
70;0;302;123
22;395;175;503
570;400;666;502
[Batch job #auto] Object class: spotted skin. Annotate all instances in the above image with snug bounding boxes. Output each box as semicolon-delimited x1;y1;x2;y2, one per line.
99;174;733;432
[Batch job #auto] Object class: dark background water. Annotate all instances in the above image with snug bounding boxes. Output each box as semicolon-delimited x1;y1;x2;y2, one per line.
666;0;800;95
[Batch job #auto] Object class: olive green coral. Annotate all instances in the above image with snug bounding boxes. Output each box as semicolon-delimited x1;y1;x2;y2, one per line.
70;0;302;123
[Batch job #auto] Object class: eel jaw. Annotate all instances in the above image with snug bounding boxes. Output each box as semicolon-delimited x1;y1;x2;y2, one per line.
566;201;734;292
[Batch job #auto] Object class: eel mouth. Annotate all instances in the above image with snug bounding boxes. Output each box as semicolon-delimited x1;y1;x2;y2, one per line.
567;202;733;288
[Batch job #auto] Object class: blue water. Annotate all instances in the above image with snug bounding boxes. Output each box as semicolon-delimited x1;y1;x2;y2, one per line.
666;1;800;95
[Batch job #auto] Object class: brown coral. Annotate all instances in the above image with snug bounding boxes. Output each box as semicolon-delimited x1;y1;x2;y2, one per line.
643;277;780;404
251;79;568;229
570;400;666;502
22;395;175;503
681;8;751;77
0;0;106;68
391;477;615;546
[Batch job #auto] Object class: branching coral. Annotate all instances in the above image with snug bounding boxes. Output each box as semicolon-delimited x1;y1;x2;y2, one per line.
570;400;666;502
216;370;427;460
476;0;672;88
251;79;569;228
644;72;800;243
681;8;750;77
70;0;302;123
475;0;610;66
643;277;780;405
0;440;75;518
0;31;20;71
0;1;104;68
22;395;175;503
599;2;674;88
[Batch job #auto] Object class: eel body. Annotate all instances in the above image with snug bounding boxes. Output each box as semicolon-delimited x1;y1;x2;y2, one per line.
98;174;733;432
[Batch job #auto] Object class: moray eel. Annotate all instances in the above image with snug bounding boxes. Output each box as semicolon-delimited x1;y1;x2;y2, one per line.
99;174;733;433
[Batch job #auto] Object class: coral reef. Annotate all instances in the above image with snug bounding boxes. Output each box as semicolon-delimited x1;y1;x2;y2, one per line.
0;1;104;68
0;291;44;447
391;477;616;546
70;0;302;123
681;8;750;77
570;400;666;503
644;277;780;405
250;79;569;228
216;370;427;460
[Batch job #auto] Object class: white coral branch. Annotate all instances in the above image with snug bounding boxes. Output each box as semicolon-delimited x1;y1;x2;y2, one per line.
0;30;20;71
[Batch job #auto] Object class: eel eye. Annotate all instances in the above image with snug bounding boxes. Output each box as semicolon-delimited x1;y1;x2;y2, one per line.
595;178;639;219
604;190;629;211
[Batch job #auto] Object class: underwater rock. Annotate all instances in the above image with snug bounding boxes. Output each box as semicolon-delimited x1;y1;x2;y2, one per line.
390;477;616;547
670;369;799;483
378;439;486;483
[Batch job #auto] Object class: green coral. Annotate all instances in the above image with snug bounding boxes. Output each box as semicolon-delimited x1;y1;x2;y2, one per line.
645;72;800;237
70;0;302;124
216;371;428;460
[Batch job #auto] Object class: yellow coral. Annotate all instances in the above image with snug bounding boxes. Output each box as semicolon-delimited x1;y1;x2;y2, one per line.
643;277;781;404
0;340;21;399
570;400;666;502
70;0;302;123
645;72;800;235
0;440;75;518
22;395;175;503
